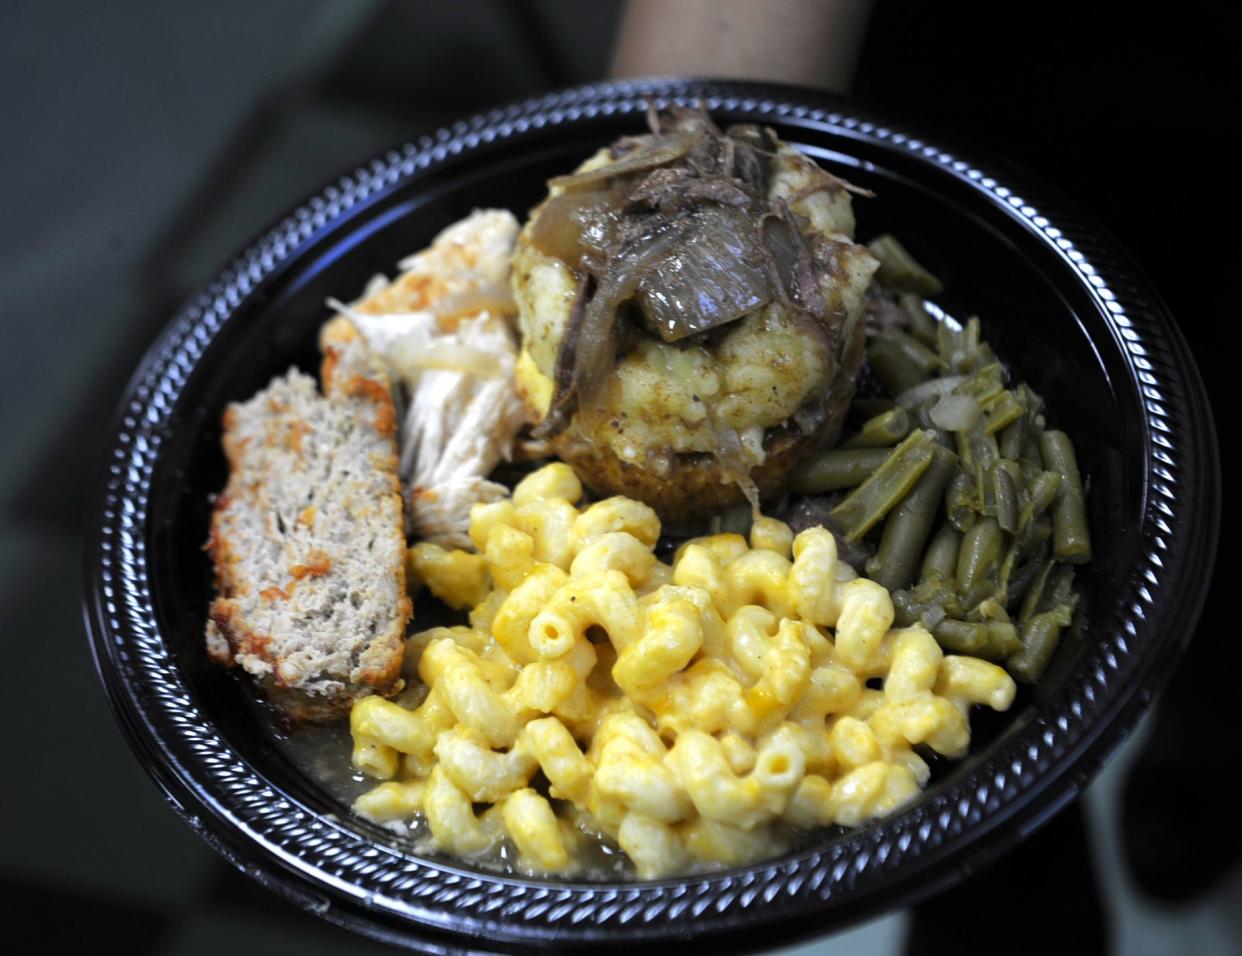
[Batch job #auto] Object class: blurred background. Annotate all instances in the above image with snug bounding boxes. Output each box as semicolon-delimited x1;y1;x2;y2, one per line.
1;1;1232;953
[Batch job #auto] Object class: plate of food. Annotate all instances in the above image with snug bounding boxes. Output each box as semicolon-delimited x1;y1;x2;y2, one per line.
84;78;1219;952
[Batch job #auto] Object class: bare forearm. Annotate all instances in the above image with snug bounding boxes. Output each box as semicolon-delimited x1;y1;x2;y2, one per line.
610;0;874;93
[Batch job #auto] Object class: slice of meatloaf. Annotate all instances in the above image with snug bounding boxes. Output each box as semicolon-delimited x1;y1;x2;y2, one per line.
205;316;411;722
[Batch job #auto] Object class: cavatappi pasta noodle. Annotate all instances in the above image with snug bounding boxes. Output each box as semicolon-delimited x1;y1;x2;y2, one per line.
348;463;1015;878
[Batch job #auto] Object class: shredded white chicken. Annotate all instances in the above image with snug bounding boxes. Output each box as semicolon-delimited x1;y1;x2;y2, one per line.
329;209;529;549
351;208;519;325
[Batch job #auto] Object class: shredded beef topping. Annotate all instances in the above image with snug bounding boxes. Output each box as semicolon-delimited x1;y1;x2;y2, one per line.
533;107;856;439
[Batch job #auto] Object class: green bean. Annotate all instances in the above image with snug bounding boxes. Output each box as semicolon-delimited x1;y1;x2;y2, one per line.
890;590;920;628
868;337;928;397
898;293;938;345
1000;534;1051;606
938;317;986;372
956;515;1003;597
1015;517;1052;564
921;523;962;582
843;407;913;449
979;461;996;518
1018;471;1062;532
868;234;945;296
1039;430;1092;564
945;469;977;532
937;318;969;370
868;446;958;591
809;287;1088;687
1008;471;1058;576
972;597;1010;622
991;460;1024;534
984;390;1026;435
984;621;1023;659
1018;384;1044;416
868;331;943;396
963;598;1018;651
933;619;990;655
789;447;892;493
955;421;1000;478
1041;565;1077;614
1009;604;1074;683
960;577;999;612
1005;474;1062;613
955;363;1007;405
1017;459;1043;490
958;424;1000;527
892;329;945;377
1018;559;1052;624
1004;554;1044;612
892;591;942;629
1020;434;1044;472
910;574;946;604
998;416;1028;461
1007;384;1043;458
996;544;1017;607
1018;559;1077;625
893;578;964;629
829;430;936;542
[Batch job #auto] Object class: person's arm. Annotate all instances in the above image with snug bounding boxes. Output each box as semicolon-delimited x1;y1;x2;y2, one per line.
610;0;874;93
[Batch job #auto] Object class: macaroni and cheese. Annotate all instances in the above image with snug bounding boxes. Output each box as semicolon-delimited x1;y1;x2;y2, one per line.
350;463;1016;877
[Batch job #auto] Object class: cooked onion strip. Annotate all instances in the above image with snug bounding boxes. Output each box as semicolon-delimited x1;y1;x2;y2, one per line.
548;132;701;192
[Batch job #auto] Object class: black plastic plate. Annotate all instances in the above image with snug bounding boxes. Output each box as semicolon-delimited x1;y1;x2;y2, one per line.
84;78;1219;953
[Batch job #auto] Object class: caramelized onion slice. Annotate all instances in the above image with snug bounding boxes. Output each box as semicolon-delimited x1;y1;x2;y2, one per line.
637;205;772;343
529;187;625;266
710;419;763;516
760;204;827;321
575;222;685;394
538;220;688;435
548;131;701;192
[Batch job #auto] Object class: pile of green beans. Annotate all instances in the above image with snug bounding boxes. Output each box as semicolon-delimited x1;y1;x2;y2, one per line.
790;290;1091;683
